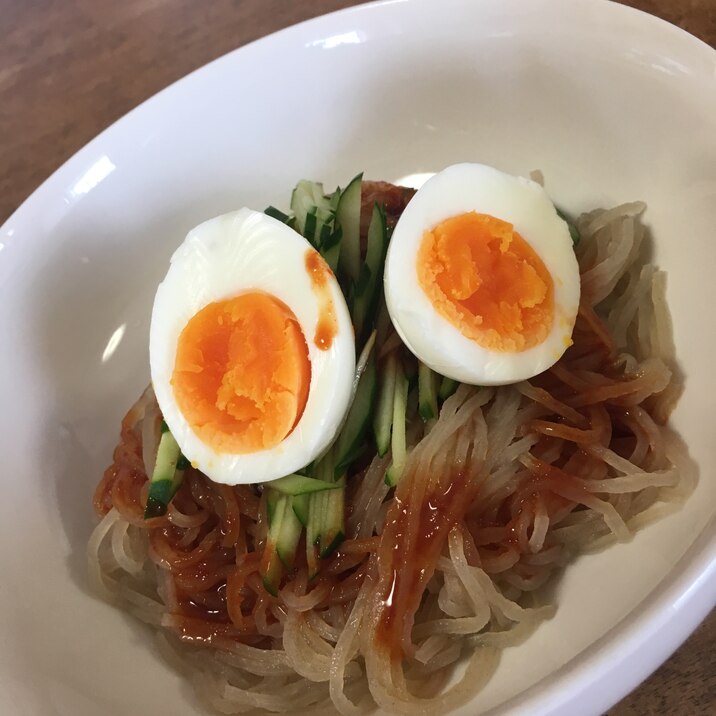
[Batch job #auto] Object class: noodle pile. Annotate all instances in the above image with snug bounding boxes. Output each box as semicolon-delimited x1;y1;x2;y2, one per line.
89;187;692;714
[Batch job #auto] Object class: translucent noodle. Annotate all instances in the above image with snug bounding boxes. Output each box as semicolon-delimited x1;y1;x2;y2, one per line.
89;192;692;714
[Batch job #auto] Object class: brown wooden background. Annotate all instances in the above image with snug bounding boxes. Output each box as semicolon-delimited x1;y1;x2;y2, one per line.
1;0;714;713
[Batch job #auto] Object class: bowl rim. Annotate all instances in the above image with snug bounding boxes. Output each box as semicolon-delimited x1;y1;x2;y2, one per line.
485;519;716;715
3;0;716;231
1;2;714;715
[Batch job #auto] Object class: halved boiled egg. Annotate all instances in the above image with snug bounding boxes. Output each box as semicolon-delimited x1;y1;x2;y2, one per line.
150;208;355;485
384;163;580;385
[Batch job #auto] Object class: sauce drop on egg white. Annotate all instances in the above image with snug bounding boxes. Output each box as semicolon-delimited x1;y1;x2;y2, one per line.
149;208;356;486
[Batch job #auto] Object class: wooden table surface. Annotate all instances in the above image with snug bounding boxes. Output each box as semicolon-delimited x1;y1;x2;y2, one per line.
2;0;714;714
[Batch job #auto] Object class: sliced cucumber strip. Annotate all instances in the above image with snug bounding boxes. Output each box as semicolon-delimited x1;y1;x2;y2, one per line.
374;298;393;350
291;180;327;236
262;491;306;590
276;496;303;570
304;209;318;246
438;376;459;401
264;206;291;223
305;449;333;579
144;429;185;519
374;351;398;456
319;477;346;558
336;173;363;285
266;492;287;542
269;473;342;497
320;223;342;273
385;363;409;487
352;204;388;343
305;489;321;580
266;487;280;525
305;444;350;569
289;180;344;269
334;345;377;475
292;493;310;527
260;493;288;595
261;553;282;597
418;362;438;421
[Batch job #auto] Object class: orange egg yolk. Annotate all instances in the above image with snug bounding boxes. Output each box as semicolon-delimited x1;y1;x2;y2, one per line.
417;212;554;352
171;292;311;454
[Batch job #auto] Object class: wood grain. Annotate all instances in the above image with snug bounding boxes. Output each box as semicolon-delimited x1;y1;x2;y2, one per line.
2;1;714;714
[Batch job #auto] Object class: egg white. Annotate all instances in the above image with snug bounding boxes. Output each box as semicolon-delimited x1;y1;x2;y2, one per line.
384;163;581;385
150;208;356;485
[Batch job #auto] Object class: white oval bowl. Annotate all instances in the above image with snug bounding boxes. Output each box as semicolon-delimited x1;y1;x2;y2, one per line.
0;1;714;714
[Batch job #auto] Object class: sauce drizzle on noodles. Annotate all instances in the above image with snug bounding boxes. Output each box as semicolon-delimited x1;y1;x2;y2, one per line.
89;182;690;716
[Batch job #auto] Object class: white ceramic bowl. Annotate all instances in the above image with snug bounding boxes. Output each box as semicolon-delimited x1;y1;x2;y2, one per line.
1;0;714;714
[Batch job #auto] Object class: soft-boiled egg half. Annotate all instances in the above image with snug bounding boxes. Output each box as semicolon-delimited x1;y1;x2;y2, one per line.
150;208;355;485
384;163;580;385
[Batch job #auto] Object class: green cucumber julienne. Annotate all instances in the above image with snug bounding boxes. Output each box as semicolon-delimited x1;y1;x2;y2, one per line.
374;351;398;457
262;467;345;589
288;179;345;272
275;495;303;570
260;491;306;594
304;331;378;577
318;189;343;273
268;473;342;497
221;176;445;591
438;375;459;401
303;450;335;579
260;492;287;596
290;180;328;238
385;361;409;487
292;493;311;527
418;361;438;421
263;205;291;224
319;477;346;558
144;426;187;519
352;204;388;344
334;333;378;475
261;184;389;583
336;173;363;286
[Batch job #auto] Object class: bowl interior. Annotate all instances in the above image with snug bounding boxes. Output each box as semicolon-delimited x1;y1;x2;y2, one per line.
0;1;714;714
